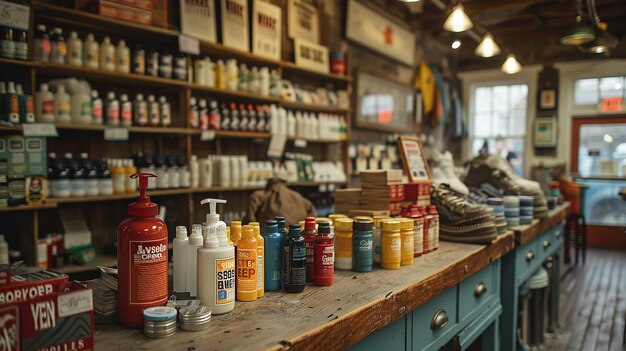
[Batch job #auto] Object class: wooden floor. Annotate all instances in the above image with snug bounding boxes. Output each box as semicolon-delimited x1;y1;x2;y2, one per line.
543;248;626;351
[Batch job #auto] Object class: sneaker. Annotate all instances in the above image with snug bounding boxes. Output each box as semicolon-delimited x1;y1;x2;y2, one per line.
431;184;498;244
428;149;469;196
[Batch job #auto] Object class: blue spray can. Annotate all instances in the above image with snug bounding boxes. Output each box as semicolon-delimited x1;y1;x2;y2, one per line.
264;220;284;291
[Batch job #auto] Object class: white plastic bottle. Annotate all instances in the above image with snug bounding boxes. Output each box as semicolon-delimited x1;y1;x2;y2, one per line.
99;36;115;71
105;91;119;126
83;33;99;69
187;224;203;296
133;93;148;126
287;111;296;138
260;67;269;96
116;40;130;73
91;90;103;125
205;57;215;88
190;155;199;188
71;86;92;124
36;83;55;123
147;95;160;126
54;85;71;123
226;59;238;91
194;59;207;86
173;226;189;293
230;156;240;187
159;96;171;127
6;82;19;124
0;235;8;265
197;198;235;314
67;31;83;67
120;94;132;127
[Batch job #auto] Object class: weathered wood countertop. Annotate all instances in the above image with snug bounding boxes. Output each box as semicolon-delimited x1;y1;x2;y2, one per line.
95;231;515;351
513;203;570;246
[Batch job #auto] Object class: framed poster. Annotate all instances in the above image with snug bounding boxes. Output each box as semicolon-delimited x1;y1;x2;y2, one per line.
220;0;249;52
252;0;281;60
355;72;415;133
396;136;431;183
294;38;329;73
288;0;320;43
345;0;415;66
534;117;558;147
180;0;217;43
539;88;557;110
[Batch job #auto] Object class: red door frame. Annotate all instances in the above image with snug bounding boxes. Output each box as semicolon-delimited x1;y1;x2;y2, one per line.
570;115;626;248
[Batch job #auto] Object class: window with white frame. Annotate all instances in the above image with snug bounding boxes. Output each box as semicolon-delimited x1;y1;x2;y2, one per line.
574;76;626;106
471;83;528;175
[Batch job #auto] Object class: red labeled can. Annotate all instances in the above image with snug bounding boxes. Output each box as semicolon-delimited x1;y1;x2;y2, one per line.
303;217;316;282
313;221;334;286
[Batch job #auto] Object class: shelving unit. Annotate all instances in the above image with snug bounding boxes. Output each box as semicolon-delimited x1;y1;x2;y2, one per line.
54;254;117;274
0;1;352;269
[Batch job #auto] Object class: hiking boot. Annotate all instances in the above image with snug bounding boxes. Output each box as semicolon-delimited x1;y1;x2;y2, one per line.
428;149;469;196
431;184;498;244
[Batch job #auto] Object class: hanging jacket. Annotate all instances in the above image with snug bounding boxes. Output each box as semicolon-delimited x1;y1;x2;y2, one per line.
247;178;316;226
414;63;435;116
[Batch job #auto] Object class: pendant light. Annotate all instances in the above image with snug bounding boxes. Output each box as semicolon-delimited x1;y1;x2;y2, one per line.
501;54;522;74
443;4;473;32
475;33;501;57
560;0;595;45
580;0;618;53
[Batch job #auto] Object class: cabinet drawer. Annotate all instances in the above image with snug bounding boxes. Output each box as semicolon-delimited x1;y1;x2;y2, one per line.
458;302;502;349
412;286;458;351
458;262;496;321
516;240;540;284
349;316;407;351
552;225;563;247
539;230;555;259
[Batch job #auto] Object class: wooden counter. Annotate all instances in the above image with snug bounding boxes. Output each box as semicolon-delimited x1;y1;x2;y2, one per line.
513;203;570;246
95;232;515;351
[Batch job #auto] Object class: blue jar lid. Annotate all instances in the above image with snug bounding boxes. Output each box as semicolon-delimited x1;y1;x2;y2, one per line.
143;306;178;321
330;52;344;60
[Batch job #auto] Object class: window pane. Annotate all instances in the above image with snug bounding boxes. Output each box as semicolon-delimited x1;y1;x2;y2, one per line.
575;78;599;105
471;84;528;139
599;77;623;99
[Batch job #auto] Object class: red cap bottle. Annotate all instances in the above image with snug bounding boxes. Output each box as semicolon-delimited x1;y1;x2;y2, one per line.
303;216;316;282
117;173;168;328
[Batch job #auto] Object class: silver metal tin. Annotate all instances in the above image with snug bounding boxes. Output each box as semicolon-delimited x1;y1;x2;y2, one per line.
144;318;177;338
178;305;212;332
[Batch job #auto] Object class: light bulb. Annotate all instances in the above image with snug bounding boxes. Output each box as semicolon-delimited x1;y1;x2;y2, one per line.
501;54;522;74
451;40;461;49
443;4;473;32
475;33;501;57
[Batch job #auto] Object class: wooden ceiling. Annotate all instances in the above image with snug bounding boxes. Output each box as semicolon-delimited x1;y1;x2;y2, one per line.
410;0;626;70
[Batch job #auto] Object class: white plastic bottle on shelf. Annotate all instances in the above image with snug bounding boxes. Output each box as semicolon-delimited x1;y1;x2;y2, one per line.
189;97;199;128
296;111;304;138
169;161;180;188
159;96;171;127
147;95;160;126
99;36;115;71
230;156;240;187
67;31;83;67
173;226;189;293
238;64;248;92
239;156;248;186
198;99;209;130
190;155;199;188
54;85;71;123
248;67;259;94
105;91;119;126
279;107;288;135
133;93;148;126
270;104;278;134
116;40;130;73
91;90;103;125
287;111;296;138
180;162;190;188
36;83;55;123
187;224;203;296
269;69;281;97
219;157;230;187
50;28;66;64
260;67;269;96
120;94;132;127
71;84;92;125
83;33;99;69
225;59;238;91
205;57;215;88
310;113;319;140
156;161;170;189
194;58;207;86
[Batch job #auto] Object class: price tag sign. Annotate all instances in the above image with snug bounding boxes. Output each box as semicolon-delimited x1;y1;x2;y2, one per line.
268;133;287;158
22;123;58;137
200;130;216;141
104;127;129;141
601;97;623;112
294;138;307;148
179;34;200;55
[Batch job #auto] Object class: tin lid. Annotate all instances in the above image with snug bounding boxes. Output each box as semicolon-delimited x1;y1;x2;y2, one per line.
354;220;373;232
143;306;177;321
381;220;400;231
333;218;353;230
399;218;414;230
328;214;347;222
315;217;332;224
178;305;212;325
353;216;373;222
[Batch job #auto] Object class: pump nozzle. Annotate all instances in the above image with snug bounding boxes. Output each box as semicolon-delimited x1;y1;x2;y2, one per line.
200;198;227;225
128;173;158;217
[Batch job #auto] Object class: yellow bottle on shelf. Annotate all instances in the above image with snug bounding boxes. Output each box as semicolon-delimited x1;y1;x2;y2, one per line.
111;159;126;195
334;218;353;270
236;225;257;301
399;218;414;266
230;221;242;248
250;222;264;297
381;220;401;270
124;159;137;193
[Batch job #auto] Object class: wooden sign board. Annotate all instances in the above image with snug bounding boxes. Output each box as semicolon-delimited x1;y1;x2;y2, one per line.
252;0;281;60
288;0;320;43
220;0;249;52
396;135;431;183
180;0;217;43
294;38;329;73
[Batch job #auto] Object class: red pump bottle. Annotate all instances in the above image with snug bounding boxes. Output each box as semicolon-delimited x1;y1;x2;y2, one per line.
117;173;168;328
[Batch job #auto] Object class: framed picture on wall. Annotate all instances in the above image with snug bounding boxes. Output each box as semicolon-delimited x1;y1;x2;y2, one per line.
180;0;217;43
288;0;320;43
396;135;431;182
220;0;249;52
252;0;281;60
539;88;557;110
534;117;558;147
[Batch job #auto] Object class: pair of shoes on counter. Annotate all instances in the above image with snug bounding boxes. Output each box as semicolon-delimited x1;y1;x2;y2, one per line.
426;147;470;197
431;183;498;244
463;155;548;218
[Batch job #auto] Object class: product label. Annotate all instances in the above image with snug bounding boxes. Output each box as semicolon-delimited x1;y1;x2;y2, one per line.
305;239;314;279
81;102;91;117
70;48;82;62
92;102;103;120
36;39;51;55
236;248;257;294
209;113;220;129
42;100;54;115
313;243;334;279
149;106;159;124
291;246;306;285
335;234;352;260
256;253;263;290
423;221;429;252
382;234;401;265
413;220;424;254
122;106;132;122
402;232;414;259
53;42;67;56
108;106;119;121
129;239;168;304
215;257;235;305
58;100;70;116
189;111;199;128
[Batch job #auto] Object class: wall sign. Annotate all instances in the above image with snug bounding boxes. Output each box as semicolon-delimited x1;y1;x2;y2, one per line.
294;38;328;73
345;0;415;66
396;136;431;183
180;0;217;43
356;72;415;133
288;0;320;44
601;97;623;112
534;118;557;147
0;0;29;30
252;0;281;60
221;0;249;52
539;88;557;110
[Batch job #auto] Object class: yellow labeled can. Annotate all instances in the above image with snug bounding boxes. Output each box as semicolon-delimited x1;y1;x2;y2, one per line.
381;220;401;270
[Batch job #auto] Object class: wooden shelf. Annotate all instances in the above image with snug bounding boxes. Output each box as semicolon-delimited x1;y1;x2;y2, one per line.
281;61;352;83
288;137;344;143
0;125;23;134
55;123;191;135
192;185;264;193
190;84;281;103
198;40;281;67
49;188;190;204
289;181;347;186
0;57;35;67
55;254;117;274
0;203;57;213
280;100;351;114
190;130;271;139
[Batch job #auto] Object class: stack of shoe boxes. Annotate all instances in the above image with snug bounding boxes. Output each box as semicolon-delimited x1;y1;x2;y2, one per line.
519;196;534;225
487;198;507;235
334;188;361;214
504;195;520;229
360;170;408;216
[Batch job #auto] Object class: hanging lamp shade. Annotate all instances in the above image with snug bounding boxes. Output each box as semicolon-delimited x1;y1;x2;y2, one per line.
475;33;501;57
501;54;522;74
443;4;473;32
580;23;618;53
560;15;595;45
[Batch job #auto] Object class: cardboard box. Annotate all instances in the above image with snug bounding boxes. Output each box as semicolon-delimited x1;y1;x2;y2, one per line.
25;138;46;176
0;281;94;351
0;270;68;305
5;136;26;178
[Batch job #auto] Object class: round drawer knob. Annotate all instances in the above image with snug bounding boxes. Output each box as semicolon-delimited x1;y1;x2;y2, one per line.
526;251;535;261
431;309;449;330
543;240;551;248
474;282;487;297
555;231;561;238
